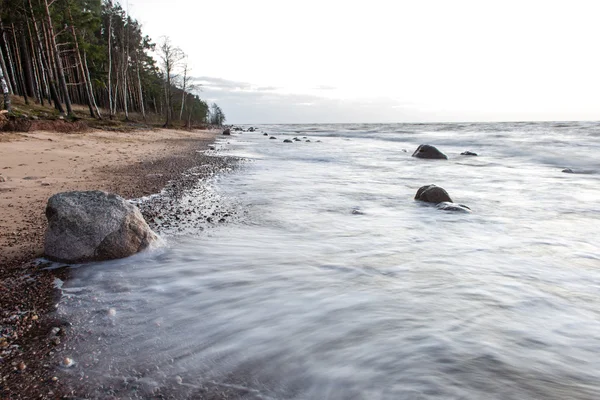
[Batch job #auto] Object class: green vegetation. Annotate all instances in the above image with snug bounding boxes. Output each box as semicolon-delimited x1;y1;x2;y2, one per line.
0;0;225;128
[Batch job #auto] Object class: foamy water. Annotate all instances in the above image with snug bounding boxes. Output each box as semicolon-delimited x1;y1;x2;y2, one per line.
56;122;600;399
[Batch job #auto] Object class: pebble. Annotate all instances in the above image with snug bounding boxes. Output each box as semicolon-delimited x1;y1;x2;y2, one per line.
62;357;74;367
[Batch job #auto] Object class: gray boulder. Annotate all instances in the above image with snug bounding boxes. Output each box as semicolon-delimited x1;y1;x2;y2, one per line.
283;139;293;143
44;191;159;263
412;144;448;160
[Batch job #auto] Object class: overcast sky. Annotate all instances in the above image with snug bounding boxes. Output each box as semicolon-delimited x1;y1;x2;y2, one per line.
129;0;600;124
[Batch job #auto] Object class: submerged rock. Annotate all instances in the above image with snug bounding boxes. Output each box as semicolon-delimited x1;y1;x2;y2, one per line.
263;133;268;136
414;185;471;212
44;191;159;263
436;202;471;212
461;151;478;156
412;144;448;160
562;168;574;173
414;184;453;203
269;136;277;140
283;139;293;143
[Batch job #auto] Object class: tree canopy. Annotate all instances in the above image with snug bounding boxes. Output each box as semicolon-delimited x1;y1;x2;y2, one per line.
0;0;225;126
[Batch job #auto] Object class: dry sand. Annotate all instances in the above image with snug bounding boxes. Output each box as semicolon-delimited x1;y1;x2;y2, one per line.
0;127;219;398
0;128;216;265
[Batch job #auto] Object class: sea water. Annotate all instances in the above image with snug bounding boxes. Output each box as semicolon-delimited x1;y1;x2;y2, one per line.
56;122;600;399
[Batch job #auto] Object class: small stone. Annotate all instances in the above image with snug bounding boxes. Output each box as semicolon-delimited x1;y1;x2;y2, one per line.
62;357;74;367
51;337;60;346
107;308;116;317
52;376;58;382
17;362;26;371
0;176;5;183
31;315;38;321
175;376;183;385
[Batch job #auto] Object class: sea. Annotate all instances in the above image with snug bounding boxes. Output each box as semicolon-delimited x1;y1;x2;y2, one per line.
55;122;600;399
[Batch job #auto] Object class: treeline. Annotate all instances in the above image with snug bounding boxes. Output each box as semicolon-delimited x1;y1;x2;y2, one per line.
0;0;226;126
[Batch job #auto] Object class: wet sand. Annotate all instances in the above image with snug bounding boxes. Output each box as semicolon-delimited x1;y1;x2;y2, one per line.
0;128;221;398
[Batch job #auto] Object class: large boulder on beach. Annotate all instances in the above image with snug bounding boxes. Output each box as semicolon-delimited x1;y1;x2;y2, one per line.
44;191;159;263
412;144;448;160
222;128;231;135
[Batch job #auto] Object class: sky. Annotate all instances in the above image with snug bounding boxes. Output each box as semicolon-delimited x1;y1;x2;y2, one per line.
128;0;600;124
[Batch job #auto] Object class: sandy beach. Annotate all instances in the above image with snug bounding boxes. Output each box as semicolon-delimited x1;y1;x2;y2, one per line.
0;127;219;398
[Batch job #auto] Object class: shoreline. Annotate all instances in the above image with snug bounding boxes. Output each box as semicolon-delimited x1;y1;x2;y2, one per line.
0;127;222;398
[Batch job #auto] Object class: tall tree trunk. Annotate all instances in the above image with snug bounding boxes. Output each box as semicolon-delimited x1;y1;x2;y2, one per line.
107;0;114;119
83;50;101;118
39;18;64;113
67;8;97;118
135;55;145;120
43;0;73;116
179;63;187;120
0;43;12;94
26;19;43;105
0;59;11;111
0;18;18;95
28;0;50;103
11;23;28;102
18;22;36;100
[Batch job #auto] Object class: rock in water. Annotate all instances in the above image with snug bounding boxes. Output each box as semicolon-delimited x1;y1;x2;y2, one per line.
414;185;471;212
412;144;448;160
283;139;293;143
414;184;453;203
460;151;478;156
222;128;231;135
436;202;471;212
263;133;268;136
44;191;159;263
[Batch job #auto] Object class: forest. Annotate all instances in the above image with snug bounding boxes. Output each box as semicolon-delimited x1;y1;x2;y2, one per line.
0;0;226;127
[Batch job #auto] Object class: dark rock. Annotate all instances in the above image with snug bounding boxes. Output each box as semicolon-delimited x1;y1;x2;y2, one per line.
263;133;268;136
412;144;448;160
293;137;301;141
283;139;293;143
248;127;255;132
414;184;453;203
305;140;311;142
461;151;478;156
269;136;276;139
222;128;231;135
44;191;159;263
415;185;471;212
436;202;471;212
562;168;574;173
